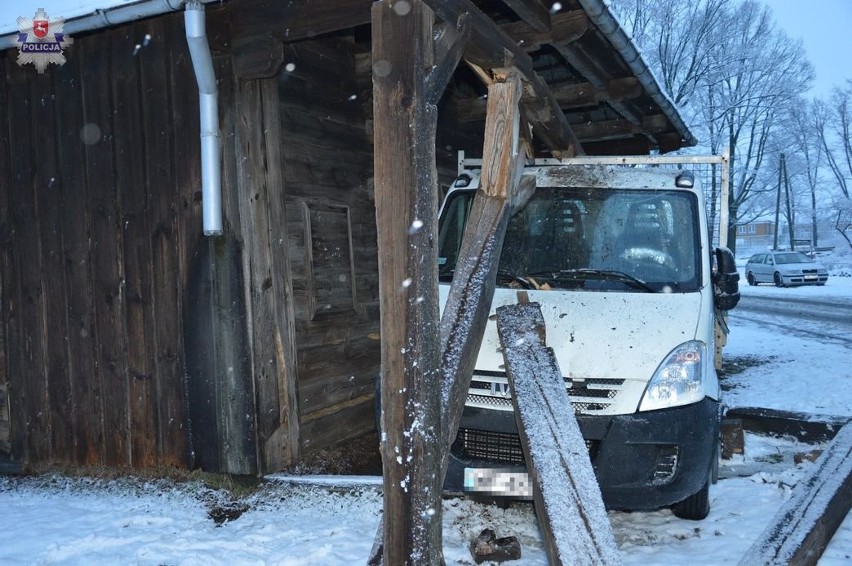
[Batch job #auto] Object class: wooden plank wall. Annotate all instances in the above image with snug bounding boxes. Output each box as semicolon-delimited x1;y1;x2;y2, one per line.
0;13;199;468
0;55;9;458
278;38;381;453
0;11;384;472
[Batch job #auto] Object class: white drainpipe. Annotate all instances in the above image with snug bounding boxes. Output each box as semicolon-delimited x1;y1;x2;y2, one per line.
184;1;222;235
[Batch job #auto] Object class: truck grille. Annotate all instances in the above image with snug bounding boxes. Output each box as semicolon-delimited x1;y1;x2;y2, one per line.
454;427;598;465
467;374;625;414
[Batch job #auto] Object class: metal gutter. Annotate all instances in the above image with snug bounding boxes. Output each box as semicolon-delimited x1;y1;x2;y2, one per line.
575;0;698;148
0;0;220;51
184;0;222;235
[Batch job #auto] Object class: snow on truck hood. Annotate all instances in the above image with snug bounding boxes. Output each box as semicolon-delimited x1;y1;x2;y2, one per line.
440;285;706;383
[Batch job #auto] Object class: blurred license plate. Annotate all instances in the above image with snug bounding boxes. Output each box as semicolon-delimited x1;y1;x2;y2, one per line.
804;275;817;280
464;468;533;499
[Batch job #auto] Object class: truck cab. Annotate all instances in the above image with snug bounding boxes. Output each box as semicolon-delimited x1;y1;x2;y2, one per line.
438;159;739;520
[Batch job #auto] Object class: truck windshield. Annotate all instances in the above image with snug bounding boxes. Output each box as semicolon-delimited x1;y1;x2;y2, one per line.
438;186;702;292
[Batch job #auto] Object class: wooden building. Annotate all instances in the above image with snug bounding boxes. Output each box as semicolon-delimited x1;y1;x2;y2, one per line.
0;0;694;475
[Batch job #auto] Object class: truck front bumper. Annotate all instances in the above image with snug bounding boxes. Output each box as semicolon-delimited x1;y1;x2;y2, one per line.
445;397;720;511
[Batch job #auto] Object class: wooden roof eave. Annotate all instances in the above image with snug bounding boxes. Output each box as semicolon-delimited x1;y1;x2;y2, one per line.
423;0;584;157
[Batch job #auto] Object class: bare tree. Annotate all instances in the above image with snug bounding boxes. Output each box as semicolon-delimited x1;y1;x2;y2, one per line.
704;2;813;252
815;81;852;250
818;81;852;199
782;98;824;247
609;0;730;108
612;0;814;254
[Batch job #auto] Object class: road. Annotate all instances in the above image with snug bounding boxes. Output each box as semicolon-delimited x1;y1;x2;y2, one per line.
729;290;852;346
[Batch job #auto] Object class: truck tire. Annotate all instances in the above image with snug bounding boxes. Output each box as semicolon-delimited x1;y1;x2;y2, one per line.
671;478;710;520
672;440;717;520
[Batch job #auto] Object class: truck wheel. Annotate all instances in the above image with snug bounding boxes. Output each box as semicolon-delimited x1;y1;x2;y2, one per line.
746;272;756;286
773;272;785;287
671;477;710;520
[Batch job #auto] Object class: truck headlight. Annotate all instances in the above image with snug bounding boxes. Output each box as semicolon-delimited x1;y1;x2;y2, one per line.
639;341;705;411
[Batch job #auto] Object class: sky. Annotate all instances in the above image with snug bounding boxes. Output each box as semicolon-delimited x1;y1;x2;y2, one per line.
765;0;852;99
0;269;850;564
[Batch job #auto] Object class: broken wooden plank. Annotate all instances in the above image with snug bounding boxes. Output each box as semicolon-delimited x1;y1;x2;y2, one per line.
423;0;582;155
439;68;534;474
739;422;852;566
496;301;621;566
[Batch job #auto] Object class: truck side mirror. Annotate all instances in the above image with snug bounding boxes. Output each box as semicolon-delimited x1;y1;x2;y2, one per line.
713;247;740;311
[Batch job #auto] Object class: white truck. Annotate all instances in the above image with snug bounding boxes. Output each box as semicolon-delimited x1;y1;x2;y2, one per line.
438;152;739;520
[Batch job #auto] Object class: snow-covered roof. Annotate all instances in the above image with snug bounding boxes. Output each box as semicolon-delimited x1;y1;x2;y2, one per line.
0;0;224;52
0;1;142;36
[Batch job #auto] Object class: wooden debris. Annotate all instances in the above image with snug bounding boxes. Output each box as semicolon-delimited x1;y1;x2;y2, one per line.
794;450;823;465
721;418;744;460
470;528;522;564
725;407;851;443
207;502;250;526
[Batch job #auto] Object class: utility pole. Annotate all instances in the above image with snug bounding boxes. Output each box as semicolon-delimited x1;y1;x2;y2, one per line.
782;153;794;250
774;154;783;250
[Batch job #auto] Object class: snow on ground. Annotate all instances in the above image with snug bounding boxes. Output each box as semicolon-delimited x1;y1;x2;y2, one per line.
1;264;850;565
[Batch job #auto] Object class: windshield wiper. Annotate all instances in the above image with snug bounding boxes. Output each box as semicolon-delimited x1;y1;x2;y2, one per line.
496;269;536;289
527;269;656;293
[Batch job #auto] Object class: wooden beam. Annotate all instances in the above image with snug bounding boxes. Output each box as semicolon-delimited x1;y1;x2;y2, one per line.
423;0;582;155
496;301;621;565
552;81;600;108
571;118;640;142
453;77;642;123
502;0;552;33
232;34;285;79
234;77;300;473
372;2;443;563
642;114;672;134
501;9;588;51
607;76;643;100
229;0;372;44
581;136;652;156
656;132;686;154
725;407;851;443
740;422;852;566
426;14;471;105
369;63;536;566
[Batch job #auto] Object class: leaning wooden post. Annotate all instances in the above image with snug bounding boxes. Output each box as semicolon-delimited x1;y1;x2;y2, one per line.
372;1;443;564
438;67;533;479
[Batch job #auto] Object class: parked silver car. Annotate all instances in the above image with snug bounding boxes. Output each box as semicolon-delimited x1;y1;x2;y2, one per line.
744;251;829;287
